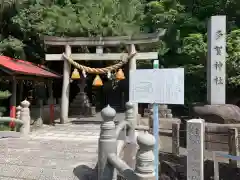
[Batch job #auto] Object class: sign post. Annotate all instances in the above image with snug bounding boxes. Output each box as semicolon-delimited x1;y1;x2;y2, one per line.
153;60;159;180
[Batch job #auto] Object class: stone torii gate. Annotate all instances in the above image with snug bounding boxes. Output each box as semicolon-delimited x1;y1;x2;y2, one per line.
44;31;165;123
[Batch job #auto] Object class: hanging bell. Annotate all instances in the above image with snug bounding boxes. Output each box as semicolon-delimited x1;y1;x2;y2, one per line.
116;69;125;80
71;68;81;79
93;75;103;86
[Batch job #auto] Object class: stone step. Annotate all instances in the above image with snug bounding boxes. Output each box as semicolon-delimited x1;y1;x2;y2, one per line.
71;93;89;102
71;100;89;105
70;109;91;114
70;103;91;108
72;98;90;102
70;107;93;114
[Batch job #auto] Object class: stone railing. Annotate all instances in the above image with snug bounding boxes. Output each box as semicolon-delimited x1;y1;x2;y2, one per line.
156;118;240;180
0;99;31;137
97;102;156;180
169;121;240;165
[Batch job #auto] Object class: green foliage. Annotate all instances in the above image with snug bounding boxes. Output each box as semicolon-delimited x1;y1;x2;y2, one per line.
13;0;144;37
0;124;11;131
226;29;240;85
0;90;11;99
0;0;17;15
7;0;145;62
0;37;25;58
0;90;11;115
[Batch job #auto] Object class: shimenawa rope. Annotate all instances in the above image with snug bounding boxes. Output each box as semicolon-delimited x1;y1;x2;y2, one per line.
62;52;137;74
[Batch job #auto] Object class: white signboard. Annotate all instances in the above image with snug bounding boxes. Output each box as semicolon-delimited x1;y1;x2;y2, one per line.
129;68;184;104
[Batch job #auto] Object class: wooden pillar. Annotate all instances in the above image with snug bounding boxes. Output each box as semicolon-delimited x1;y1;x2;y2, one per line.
128;44;138;121
19;80;23;102
60;45;71;124
172;122;180;155
228;128;239;167
48;80;54;125
10;76;17;118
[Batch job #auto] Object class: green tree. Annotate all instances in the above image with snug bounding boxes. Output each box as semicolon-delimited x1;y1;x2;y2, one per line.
2;0;240;104
0;0;27;58
144;0;240;103
8;0;145;62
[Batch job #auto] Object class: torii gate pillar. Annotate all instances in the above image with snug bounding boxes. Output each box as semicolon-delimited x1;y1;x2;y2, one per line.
60;45;71;124
129;44;138;120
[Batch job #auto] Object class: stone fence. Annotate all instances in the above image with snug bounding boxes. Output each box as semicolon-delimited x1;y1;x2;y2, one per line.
97;102;156;180
0;99;31;137
158;120;240;168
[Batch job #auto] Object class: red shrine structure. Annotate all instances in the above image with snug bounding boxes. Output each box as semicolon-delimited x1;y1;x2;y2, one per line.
0;56;60;120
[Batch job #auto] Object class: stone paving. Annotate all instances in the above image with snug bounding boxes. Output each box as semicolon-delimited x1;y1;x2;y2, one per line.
0;122;101;180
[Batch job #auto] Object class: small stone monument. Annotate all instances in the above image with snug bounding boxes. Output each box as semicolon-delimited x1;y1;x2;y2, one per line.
187;119;204;180
20;100;31;135
36;99;43;127
69;78;96;117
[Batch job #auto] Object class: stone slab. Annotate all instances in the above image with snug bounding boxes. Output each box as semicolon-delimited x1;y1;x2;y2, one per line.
0;122;100;180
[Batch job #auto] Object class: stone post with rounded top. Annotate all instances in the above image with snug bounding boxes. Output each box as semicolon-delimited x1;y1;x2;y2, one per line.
19;100;31;135
16;105;22;119
125;101;135;140
98;105;117;180
124;102;138;169
135;132;155;180
125;102;135;128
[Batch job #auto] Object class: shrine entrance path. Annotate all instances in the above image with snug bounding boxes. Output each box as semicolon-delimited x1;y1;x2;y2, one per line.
0;113;125;180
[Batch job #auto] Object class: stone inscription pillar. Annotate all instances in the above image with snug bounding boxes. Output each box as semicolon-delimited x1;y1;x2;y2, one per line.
187;119;204;180
207;16;226;104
